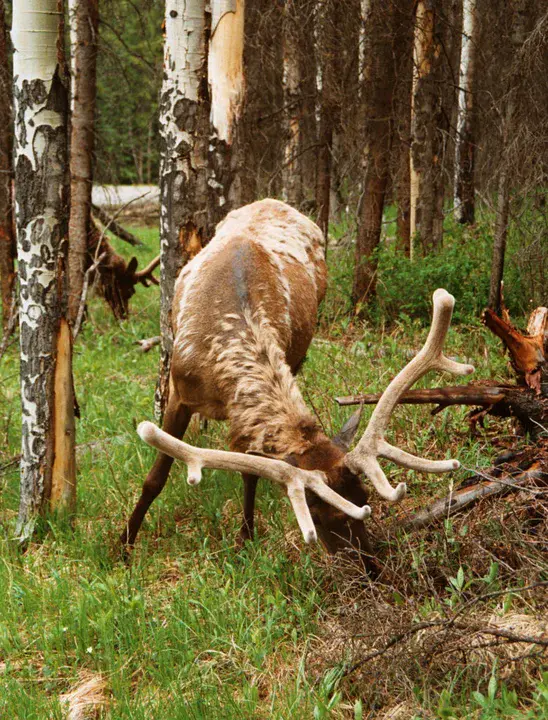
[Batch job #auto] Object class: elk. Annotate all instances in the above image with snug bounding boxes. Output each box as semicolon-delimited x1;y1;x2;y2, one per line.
121;199;474;557
87;221;160;319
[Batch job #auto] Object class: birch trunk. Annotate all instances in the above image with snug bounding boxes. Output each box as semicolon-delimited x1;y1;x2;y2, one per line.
0;0;15;334
207;0;245;233
67;0;99;324
352;0;396;306
453;0;477;224
155;0;209;420
12;0;75;539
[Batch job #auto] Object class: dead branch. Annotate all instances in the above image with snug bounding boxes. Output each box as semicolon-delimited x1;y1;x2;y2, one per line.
343;611;548;677
72;251;107;340
401;464;546;529
135;335;161;352
91;204;143;247
336;385;510;410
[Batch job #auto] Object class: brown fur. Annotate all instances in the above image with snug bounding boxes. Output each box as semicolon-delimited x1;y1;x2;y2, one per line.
122;200;374;569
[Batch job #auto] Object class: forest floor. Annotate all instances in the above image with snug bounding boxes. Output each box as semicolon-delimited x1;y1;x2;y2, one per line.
0;223;546;719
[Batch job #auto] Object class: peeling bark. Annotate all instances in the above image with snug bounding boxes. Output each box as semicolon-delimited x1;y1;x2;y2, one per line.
207;0;245;232
12;0;75;539
155;0;209;420
454;0;477;224
0;0;15;334
67;0;99;324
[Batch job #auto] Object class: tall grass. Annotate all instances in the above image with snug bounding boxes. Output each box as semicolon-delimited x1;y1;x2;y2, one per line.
0;222;546;718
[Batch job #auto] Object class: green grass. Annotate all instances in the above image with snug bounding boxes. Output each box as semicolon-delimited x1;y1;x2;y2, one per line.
0;222;546;719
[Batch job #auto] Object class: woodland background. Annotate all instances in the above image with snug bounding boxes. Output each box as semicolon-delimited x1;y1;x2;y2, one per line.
0;0;547;718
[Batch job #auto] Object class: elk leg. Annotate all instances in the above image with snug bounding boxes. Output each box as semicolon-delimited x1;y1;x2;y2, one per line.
120;399;193;547
239;473;259;542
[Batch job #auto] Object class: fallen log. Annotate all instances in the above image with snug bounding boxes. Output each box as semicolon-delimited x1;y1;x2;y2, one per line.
401;462;546;529
336;384;547;438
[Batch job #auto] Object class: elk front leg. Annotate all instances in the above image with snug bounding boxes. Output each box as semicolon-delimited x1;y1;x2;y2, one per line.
239;473;259;543
120;399;193;548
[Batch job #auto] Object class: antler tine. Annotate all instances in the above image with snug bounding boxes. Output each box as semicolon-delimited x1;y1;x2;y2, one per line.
138;422;371;544
134;255;160;282
345;289;475;502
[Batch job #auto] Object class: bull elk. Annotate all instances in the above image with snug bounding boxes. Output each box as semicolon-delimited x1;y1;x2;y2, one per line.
121;200;474;558
87;221;160;319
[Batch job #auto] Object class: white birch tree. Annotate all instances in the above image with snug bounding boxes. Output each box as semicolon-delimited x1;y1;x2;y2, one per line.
155;0;209;419
207;0;245;230
454;0;477;225
12;0;75;539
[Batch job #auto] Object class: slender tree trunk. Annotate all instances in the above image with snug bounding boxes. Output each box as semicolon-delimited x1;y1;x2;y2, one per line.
409;0;439;257
454;0;477;224
393;0;414;254
281;0;303;207
0;0;15;334
299;2;317;207
12;0;75;539
155;0;209;420
207;0;245;234
315;0;339;238
351;0;396;307
67;0;99;325
488;0;528;312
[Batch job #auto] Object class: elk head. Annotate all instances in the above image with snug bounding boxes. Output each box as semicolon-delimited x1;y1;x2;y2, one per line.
97;253;160;320
137;290;474;554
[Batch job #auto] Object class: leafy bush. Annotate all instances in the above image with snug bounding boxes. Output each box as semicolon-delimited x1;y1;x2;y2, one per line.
323;205;540;326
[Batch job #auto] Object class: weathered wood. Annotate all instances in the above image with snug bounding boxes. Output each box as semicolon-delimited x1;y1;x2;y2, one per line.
402;463;546;529
482;307;548;393
207;0;246;233
336;385;510;408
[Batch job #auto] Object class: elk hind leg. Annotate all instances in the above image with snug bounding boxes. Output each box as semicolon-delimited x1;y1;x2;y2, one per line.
120;399;193;548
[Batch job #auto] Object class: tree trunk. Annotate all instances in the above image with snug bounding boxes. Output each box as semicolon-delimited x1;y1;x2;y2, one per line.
12;0;75;539
281;0;303;207
453;0;477;224
393;0;414;255
315;0;339;238
155;0;210;420
351;0;396;306
207;0;246;234
410;0;446;256
488;0;528;312
67;0;99;324
0;0;15;335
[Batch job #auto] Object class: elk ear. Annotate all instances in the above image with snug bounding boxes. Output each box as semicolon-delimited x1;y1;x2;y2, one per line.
332;406;363;451
127;257;139;276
